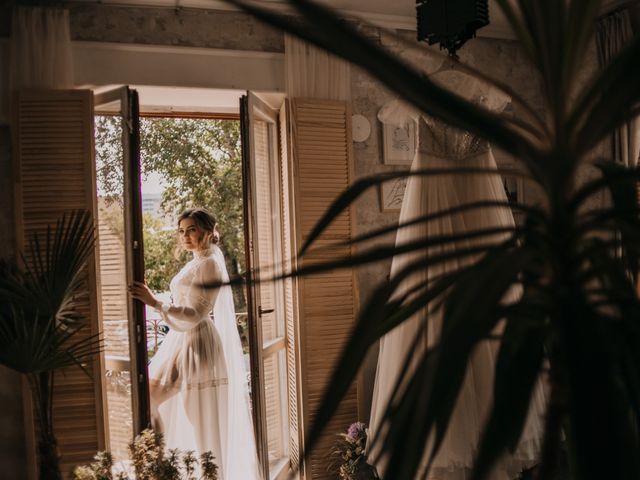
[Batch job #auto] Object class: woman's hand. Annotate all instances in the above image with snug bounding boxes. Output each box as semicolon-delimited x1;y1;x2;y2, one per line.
128;281;158;308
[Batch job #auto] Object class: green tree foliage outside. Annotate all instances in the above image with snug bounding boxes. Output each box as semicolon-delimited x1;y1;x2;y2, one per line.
142;117;245;275
142;213;189;292
95;116;245;308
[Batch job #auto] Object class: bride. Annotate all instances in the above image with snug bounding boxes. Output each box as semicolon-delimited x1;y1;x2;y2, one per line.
129;207;261;479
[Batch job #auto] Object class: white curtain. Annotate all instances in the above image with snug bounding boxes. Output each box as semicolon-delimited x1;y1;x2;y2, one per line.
596;10;639;168
284;34;350;100
10;7;74;91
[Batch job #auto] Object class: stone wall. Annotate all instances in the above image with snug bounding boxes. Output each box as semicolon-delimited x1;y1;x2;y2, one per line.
69;4;283;52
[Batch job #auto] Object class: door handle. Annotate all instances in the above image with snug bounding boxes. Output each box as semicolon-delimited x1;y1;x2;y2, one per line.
258;306;274;316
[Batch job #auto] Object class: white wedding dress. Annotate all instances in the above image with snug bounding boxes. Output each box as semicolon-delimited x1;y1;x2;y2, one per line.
149;245;261;479
369;73;546;480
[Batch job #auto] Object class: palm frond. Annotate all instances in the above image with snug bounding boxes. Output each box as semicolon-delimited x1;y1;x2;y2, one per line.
306;200;542;254
298;167;520;255
570;34;640;154
472;291;547;480
0;210;99;376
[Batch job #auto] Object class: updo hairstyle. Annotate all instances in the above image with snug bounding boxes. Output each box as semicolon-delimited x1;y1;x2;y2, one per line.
176;208;220;255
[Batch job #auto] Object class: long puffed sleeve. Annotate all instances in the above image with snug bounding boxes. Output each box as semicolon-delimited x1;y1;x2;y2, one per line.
155;257;222;332
377;97;420;127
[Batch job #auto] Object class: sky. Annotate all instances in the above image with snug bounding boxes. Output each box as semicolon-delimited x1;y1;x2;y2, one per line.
141;171;166;195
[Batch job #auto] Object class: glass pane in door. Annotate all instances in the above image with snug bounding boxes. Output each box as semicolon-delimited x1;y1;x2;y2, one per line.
264;349;289;470
95;113;134;464
250;105;289;473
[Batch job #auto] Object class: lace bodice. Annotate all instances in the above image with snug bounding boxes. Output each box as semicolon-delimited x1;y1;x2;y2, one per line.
378;70;510;160
418;116;489;158
161;249;223;332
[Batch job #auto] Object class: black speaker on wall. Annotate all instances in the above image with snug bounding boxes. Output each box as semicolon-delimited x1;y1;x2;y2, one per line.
416;0;489;57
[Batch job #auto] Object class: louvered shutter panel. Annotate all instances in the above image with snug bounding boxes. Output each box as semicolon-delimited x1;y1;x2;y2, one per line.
290;98;359;479
279;101;302;470
14;89;104;477
253;118;286;460
96;200;133;462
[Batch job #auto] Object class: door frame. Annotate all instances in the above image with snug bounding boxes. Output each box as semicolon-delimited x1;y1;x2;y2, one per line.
94;86;150;435
240;93;271;476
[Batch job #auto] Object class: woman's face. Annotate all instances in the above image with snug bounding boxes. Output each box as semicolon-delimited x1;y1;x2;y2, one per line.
178;218;206;251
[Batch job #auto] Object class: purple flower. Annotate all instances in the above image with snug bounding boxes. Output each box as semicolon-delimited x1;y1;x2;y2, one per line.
347;422;366;441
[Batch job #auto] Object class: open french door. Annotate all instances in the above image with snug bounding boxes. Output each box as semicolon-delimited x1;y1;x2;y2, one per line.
94;86;150;462
241;92;297;480
242;92;359;480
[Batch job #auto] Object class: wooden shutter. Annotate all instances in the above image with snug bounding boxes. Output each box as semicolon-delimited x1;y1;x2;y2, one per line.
290;98;359;479
242;93;292;478
14;89;104;477
96;200;133;463
279;101;302;471
253;117;286;462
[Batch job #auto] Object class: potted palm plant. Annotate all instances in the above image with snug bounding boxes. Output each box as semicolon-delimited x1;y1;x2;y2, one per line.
227;1;640;479
0;210;102;480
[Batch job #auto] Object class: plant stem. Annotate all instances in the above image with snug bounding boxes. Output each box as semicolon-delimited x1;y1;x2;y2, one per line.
535;357;565;480
30;372;63;480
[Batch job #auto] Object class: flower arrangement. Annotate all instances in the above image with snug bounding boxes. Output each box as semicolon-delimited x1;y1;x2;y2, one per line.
330;422;379;480
72;429;218;480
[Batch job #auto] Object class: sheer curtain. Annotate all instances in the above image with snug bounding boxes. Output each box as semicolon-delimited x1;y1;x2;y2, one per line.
284;34;350;100
8;7;73;125
10;7;73;90
596;9;639;168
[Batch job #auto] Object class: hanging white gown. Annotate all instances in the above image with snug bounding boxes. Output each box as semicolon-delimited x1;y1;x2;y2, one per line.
369;75;546;480
149;245;262;479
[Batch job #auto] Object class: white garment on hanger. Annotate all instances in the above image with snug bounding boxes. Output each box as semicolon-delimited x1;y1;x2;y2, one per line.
369;73;546;480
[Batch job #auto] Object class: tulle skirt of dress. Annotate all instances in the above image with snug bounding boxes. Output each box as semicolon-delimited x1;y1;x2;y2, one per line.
368;149;547;480
149;318;229;476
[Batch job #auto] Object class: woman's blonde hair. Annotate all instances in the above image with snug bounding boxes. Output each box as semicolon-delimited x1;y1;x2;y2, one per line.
174;208;219;258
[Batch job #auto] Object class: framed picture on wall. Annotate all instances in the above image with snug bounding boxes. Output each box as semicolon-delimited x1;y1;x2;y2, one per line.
379;177;408;212
382;120;416;165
